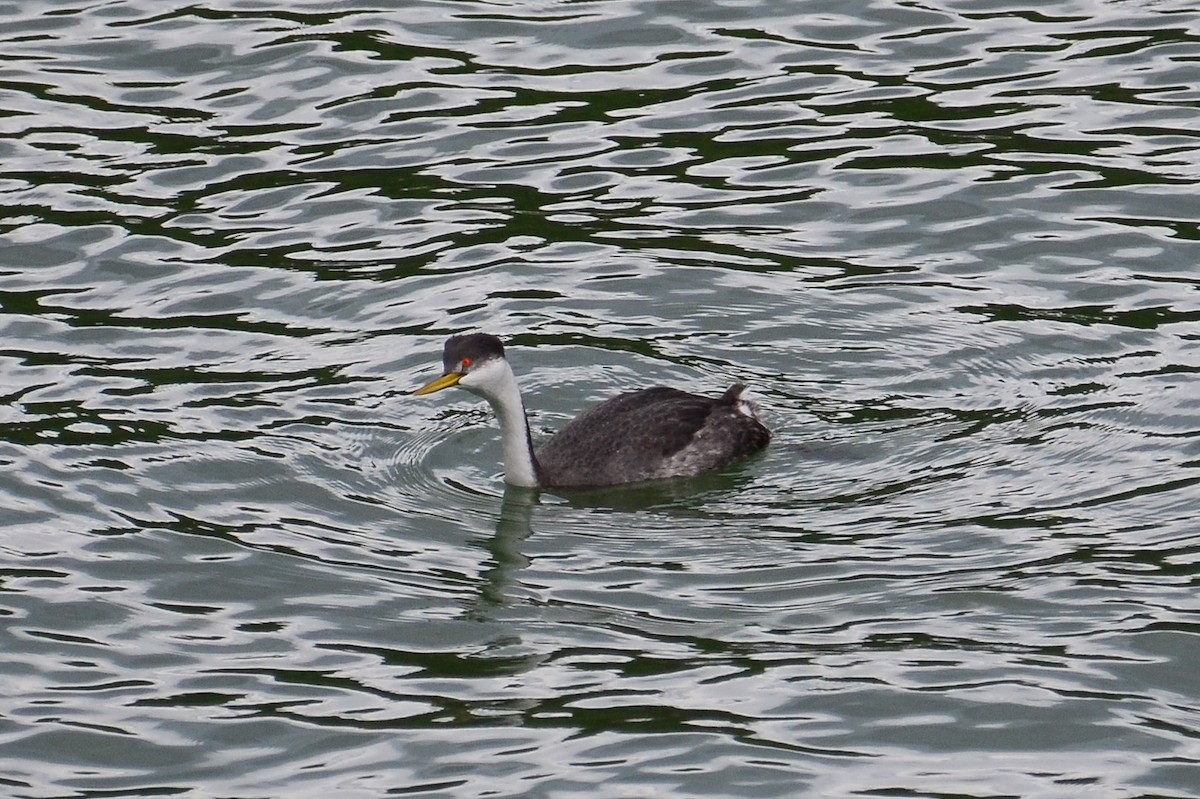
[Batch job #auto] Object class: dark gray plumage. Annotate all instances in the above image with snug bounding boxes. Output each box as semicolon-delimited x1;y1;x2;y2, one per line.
535;384;770;487
442;333;505;371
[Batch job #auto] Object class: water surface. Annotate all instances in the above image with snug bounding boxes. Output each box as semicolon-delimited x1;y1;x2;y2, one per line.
2;0;1199;796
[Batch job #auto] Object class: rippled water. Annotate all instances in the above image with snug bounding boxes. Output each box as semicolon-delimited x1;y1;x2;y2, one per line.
3;0;1199;796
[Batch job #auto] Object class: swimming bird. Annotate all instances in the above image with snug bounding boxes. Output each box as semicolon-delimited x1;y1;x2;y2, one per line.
414;333;770;489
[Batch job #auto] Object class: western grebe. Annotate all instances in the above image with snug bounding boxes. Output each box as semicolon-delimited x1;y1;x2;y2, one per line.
414;333;770;488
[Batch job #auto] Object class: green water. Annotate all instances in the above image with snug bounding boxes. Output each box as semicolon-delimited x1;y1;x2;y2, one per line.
1;0;1198;796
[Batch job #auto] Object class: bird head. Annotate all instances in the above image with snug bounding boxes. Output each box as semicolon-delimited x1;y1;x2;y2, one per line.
414;333;509;397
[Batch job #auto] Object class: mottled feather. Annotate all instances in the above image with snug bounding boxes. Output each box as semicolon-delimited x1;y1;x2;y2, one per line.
535;384;770;488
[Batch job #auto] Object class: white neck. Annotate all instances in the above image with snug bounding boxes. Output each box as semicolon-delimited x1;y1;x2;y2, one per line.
460;358;540;488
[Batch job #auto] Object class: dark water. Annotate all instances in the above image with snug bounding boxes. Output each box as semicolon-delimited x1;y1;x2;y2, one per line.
2;0;1199;796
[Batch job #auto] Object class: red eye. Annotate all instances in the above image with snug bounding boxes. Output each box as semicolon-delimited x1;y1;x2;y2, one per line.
461;357;472;368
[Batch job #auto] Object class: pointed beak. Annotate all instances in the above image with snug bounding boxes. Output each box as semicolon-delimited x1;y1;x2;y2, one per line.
413;371;462;396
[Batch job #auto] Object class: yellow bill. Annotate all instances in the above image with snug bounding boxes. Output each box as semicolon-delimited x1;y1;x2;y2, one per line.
413;372;462;395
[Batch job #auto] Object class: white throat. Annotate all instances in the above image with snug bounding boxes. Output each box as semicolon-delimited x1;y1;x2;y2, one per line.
459;358;540;488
